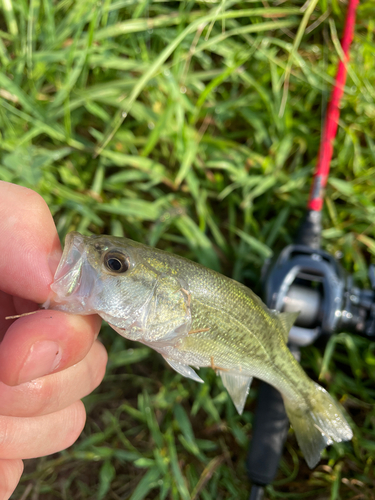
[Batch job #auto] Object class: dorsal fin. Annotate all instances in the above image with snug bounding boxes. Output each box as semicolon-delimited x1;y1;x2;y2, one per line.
277;311;300;342
219;371;253;415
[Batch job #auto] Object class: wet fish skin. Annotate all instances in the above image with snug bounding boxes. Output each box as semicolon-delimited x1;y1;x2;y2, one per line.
44;232;353;468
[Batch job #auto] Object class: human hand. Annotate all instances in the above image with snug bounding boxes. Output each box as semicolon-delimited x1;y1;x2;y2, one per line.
0;182;107;499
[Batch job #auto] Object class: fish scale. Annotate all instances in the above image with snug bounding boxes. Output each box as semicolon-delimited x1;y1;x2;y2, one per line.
44;231;353;468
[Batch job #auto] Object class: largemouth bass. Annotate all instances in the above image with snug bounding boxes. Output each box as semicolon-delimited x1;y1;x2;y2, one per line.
44;232;352;468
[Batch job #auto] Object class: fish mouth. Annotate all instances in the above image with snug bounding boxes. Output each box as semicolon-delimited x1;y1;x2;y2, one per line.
52;232;86;295
45;232;98;313
53;232;85;286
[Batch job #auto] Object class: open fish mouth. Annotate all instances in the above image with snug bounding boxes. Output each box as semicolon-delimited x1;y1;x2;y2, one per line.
52;232;86;297
46;232;99;313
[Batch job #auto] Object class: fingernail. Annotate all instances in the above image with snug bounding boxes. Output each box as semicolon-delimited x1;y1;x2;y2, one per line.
18;341;62;384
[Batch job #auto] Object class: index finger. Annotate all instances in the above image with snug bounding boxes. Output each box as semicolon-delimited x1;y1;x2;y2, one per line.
0;182;62;304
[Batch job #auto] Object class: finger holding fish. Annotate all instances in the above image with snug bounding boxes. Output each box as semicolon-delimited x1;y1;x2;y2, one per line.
0;310;102;387
0;183;104;388
0;340;107;418
0;182;62;305
0;399;87;500
0;400;87;460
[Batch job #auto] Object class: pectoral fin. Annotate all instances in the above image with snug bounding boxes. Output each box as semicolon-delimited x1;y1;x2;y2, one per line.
164;357;204;383
219;371;253;415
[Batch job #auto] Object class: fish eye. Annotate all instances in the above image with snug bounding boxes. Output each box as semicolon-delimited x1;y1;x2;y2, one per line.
103;252;129;273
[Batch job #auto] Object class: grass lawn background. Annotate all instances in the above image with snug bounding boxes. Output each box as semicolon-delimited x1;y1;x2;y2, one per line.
1;0;375;498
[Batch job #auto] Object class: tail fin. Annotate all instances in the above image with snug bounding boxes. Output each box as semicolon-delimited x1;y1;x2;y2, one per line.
284;382;352;468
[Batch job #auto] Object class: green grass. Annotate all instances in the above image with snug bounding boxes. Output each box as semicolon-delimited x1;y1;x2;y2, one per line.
1;0;375;498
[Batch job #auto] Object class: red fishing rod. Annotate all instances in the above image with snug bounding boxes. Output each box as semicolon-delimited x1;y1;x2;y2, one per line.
295;0;360;251
309;0;359;215
247;1;361;499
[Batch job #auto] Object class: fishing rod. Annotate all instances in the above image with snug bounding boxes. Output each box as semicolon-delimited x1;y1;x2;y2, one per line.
246;1;366;498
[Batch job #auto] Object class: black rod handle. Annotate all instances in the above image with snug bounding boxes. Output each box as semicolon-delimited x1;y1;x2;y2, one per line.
247;381;290;486
247;345;300;488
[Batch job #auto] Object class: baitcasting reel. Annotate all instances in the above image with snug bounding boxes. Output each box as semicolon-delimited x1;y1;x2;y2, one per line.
247;240;375;499
263;244;375;345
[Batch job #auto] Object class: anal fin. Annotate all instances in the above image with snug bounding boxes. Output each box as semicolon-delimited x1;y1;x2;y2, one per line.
219;371;253;415
164;357;204;383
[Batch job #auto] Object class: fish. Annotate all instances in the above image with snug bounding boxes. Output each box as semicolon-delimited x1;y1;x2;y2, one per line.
43;231;352;468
